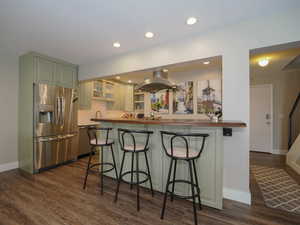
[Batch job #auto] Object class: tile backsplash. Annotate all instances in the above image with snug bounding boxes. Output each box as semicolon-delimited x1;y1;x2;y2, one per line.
78;100;123;125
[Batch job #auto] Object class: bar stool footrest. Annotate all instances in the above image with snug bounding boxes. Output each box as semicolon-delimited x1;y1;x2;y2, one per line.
167;179;200;200
120;170;150;185
88;162;115;174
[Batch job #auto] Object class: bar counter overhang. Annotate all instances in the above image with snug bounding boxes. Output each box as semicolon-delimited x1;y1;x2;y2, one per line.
91;118;246;128
91;118;246;209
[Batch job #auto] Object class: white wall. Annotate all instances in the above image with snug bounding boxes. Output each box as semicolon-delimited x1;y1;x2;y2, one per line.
0;49;19;171
79;8;300;203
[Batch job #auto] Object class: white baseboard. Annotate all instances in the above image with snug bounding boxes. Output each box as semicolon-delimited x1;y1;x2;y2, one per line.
0;161;19;173
223;188;251;205
272;149;288;155
289;161;300;175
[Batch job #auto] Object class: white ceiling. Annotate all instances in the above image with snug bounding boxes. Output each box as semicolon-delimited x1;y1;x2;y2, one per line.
250;43;300;78
1;0;300;65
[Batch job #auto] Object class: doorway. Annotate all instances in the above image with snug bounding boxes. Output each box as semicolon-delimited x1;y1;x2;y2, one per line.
249;41;300;217
250;84;273;153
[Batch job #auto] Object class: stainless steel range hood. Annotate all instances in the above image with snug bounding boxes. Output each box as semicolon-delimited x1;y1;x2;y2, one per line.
135;70;175;93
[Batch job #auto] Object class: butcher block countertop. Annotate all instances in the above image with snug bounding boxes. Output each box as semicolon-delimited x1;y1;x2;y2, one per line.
91;118;246;127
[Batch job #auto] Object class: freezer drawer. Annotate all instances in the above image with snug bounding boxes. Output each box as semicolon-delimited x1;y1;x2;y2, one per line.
34;133;78;172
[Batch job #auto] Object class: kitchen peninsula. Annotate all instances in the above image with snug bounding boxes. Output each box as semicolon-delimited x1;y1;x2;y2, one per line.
91;117;246;209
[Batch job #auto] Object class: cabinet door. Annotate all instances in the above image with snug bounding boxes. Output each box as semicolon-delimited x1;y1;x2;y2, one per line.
35;57;55;84
124;85;134;111
79;81;92;110
55;64;77;88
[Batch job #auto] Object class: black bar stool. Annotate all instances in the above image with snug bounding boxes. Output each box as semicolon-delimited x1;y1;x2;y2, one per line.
83;127;118;195
114;128;154;211
160;131;209;225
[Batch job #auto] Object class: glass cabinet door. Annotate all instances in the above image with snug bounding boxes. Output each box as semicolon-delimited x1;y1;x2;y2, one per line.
104;81;114;100
93;80;104;98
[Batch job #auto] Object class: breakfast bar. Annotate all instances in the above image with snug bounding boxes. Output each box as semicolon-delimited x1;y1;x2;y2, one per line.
91;118;246;209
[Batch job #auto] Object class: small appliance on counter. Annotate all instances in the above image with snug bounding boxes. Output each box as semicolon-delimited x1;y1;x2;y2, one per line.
136;113;145;119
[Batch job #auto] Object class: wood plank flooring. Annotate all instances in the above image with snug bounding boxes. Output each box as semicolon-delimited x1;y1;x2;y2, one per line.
0;153;300;225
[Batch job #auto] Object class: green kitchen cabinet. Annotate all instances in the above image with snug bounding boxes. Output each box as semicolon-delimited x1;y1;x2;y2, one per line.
31;52;78;88
79;81;92;110
77;79;134;111
107;82;134;111
35;57;55;85
125;85;134;111
55;63;77;88
18;52;78;174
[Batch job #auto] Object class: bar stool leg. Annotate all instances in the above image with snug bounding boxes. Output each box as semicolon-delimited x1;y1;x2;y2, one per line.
136;152;140;211
110;145;118;180
188;160;198;225
144;152;154;196
115;151;126;202
100;146;104;195
192;159;202;210
160;158;174;220
171;159;177;202
130;152;135;190
83;147;93;189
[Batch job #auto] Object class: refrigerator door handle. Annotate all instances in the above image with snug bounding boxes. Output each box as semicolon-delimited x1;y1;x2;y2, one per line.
56;97;60;124
35;136;59;142
61;97;65;125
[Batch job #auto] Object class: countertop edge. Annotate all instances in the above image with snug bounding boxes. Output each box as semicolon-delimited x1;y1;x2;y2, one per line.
90;118;247;128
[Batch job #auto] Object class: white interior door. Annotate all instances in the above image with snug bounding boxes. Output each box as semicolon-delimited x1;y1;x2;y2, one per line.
250;84;273;153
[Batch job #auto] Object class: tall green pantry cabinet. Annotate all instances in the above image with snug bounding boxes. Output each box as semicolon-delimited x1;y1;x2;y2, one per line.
18;52;78;174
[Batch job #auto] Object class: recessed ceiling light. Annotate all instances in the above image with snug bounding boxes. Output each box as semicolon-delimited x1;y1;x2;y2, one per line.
258;58;269;67
186;17;197;25
145;32;154;38
128;80;132;83
113;42;121;48
116;76;120;79
162;69;168;72
203;61;210;65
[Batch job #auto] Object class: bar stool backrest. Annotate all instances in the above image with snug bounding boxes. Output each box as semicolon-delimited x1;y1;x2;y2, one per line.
160;131;209;159
87;127;113;145
118;128;153;152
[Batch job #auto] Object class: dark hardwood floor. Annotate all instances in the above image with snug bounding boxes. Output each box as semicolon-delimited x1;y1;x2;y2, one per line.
0;152;300;225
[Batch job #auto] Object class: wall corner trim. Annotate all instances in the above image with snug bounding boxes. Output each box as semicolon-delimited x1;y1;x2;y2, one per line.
0;161;19;173
223;187;251;205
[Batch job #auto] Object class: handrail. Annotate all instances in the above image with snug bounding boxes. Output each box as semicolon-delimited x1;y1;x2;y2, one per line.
288;92;300;149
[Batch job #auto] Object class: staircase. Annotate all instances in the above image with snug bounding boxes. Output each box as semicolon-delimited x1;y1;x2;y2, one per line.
287;92;300;174
288;93;300;149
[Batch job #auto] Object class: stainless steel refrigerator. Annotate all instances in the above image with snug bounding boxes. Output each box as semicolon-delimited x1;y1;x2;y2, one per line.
33;83;78;172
